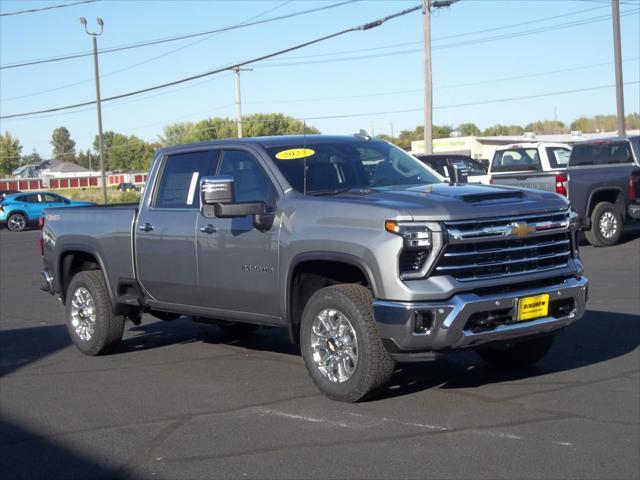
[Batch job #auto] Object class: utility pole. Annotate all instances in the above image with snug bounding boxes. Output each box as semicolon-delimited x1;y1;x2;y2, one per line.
611;0;625;135
81;17;108;204
233;66;252;138
422;0;433;154
423;0;458;154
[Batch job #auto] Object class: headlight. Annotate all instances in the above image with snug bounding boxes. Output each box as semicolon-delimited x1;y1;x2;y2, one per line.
385;220;443;279
385;220;432;248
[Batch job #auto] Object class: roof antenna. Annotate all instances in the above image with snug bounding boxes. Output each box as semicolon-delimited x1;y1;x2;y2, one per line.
355;129;371;140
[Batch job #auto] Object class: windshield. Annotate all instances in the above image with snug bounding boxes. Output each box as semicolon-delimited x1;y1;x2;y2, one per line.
264;140;441;194
491;148;542;173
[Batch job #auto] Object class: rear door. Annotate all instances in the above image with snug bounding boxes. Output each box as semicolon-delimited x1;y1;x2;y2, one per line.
136;149;218;305
196;148;281;318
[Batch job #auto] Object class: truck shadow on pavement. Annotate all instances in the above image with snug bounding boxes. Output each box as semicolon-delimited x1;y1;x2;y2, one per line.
376;309;640;400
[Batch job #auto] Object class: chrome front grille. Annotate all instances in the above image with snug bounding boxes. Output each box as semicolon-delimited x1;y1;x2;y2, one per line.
435;210;574;281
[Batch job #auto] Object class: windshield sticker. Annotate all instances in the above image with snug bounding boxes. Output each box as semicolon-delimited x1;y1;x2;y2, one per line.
275;148;315;160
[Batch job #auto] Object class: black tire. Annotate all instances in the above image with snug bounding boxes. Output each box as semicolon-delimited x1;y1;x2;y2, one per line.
476;334;555;368
217;321;260;337
585;201;623;247
65;270;124;355
6;212;26;232
300;284;395;402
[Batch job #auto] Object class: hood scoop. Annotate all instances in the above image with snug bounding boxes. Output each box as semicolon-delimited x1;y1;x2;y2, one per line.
461;191;525;203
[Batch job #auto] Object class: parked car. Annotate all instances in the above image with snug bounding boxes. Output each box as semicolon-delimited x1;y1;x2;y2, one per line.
567;135;640;246
117;182;139;192
1;189;20;198
414;154;490;184
489;142;572;196
40;135;587;402
0;192;95;232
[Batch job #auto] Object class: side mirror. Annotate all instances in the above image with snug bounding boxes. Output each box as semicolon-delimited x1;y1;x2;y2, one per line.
449;163;468;183
200;176;274;231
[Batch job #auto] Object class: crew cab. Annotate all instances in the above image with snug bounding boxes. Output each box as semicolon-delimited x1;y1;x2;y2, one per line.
40;135;588;402
489;142;572;196
567;135;640;246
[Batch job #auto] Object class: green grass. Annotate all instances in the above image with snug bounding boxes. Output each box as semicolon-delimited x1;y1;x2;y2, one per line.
52;187;141;204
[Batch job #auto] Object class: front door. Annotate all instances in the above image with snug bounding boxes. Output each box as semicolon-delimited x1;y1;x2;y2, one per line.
136;149;217;305
196;149;281;318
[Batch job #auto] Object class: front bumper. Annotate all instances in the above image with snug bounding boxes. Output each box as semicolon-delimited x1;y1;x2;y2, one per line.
374;276;588;357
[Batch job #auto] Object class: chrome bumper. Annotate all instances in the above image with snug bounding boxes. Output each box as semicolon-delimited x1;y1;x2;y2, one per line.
374;276;588;355
40;269;55;295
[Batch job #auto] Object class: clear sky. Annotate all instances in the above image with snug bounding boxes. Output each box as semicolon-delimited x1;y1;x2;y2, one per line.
1;0;639;157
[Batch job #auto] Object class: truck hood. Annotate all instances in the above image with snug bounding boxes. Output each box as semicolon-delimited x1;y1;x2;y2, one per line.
325;183;570;221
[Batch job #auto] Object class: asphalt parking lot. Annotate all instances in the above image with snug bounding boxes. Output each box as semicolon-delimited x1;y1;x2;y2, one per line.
1;228;638;480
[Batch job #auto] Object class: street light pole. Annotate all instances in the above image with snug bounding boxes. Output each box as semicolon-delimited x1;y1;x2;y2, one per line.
233;66;252;138
81;17;108;204
611;0;626;135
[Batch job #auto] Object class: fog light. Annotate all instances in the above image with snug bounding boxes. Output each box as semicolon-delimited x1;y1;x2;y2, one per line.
414;311;433;334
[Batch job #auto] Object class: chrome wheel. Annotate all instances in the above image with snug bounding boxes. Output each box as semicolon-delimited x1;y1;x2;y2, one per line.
599;211;618;239
8;214;25;231
311;308;358;383
70;287;96;341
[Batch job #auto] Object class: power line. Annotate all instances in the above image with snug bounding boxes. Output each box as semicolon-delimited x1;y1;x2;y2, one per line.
1;1;293;103
256;8;639;68
0;0;360;70
0;0;98;17
0;4;423;119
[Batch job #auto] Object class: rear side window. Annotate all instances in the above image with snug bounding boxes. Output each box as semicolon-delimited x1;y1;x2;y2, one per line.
17;194;39;203
491;148;542;172
155;150;217;209
570;141;633;166
546;147;571;168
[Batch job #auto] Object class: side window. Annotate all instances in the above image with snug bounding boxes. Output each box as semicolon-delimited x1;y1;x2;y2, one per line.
155;150;216;209
218;150;276;205
43;194;61;203
462;159;486;175
546;147;571;168
20;194;39;203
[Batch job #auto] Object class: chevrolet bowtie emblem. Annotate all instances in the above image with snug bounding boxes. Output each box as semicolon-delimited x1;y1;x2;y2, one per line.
509;222;536;237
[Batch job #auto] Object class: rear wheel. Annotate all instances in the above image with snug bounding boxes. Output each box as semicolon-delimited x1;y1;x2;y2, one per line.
300;284;394;402
7;213;26;232
476;334;555;368
585;201;622;247
65;270;124;355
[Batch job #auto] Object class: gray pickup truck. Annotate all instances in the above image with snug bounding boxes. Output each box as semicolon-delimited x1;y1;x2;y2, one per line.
567;135;640;247
40;135;588;402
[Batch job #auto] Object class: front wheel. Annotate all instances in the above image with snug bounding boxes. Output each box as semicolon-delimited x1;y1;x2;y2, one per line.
6;213;26;232
65;270;125;355
476;334;555;368
300;284;394;402
585;201;623;247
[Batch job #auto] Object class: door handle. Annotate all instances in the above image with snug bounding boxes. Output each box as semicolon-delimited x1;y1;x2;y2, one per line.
199;224;217;234
139;222;154;232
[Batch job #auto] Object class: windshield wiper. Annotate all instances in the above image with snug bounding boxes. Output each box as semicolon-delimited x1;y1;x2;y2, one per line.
306;188;353;196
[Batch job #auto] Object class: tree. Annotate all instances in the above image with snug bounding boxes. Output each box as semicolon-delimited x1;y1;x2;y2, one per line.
482;124;524;136
0;131;22;176
524;120;569;135
21;150;42;165
93;131;156;172
76;149;99;170
457;123;481;136
51;127;76;162
570;113;640;132
159;113;320;147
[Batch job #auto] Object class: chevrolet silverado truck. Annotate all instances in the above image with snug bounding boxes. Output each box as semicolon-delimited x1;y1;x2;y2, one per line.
489;142;572;196
40;135;588;402
567;135;640;247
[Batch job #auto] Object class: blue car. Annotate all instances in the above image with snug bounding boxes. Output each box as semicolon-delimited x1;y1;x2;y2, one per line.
0;191;95;232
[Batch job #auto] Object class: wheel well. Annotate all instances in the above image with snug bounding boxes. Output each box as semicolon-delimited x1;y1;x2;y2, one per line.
589;190;625;217
288;260;369;344
60;251;100;301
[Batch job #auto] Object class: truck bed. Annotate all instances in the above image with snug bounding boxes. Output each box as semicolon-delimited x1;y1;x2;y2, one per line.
42;204;138;301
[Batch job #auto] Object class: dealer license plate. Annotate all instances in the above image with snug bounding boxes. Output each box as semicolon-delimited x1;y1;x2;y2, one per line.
517;294;550;321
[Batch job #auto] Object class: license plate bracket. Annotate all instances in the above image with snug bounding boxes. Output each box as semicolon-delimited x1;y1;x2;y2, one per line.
517;293;550;321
